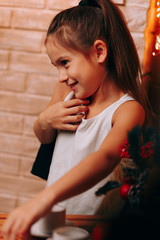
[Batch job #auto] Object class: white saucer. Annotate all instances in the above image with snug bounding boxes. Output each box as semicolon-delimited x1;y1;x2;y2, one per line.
30;220;74;238
30;226;51;238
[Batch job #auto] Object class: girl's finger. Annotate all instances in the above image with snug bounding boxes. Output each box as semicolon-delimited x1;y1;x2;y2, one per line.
62;123;80;131
66;105;88;115
64;98;90;108
3;220;20;240
7;217;30;240
2;220;14;240
63;114;84;123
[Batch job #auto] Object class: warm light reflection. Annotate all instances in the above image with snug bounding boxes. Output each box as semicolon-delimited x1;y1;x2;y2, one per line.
157;2;160;18
152;1;160;56
152;34;160;55
155;34;160;48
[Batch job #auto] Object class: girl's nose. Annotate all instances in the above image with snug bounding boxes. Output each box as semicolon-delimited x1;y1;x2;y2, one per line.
59;69;68;83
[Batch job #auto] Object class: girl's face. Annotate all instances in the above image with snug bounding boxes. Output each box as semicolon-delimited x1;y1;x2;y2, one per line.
46;36;107;99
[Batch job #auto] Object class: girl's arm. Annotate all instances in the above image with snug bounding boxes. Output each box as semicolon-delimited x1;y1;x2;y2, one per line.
1;101;145;240
33;82;89;143
46;101;145;203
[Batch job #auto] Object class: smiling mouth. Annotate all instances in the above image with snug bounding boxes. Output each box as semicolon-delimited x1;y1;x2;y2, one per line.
69;82;78;91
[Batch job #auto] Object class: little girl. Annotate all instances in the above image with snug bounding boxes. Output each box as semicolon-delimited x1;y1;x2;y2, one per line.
2;0;147;239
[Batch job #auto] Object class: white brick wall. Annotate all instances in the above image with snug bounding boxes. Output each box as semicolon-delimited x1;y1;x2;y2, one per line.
0;0;150;213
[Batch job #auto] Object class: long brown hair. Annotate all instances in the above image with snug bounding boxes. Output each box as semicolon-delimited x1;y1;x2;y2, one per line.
46;0;150;122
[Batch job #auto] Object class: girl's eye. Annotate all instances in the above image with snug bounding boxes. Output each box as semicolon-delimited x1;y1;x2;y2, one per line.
61;60;68;66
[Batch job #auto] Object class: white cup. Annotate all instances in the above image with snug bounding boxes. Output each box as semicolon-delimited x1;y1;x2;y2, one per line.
30;204;66;236
52;226;89;240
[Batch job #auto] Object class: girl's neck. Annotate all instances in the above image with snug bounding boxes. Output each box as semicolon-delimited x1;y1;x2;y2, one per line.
86;80;125;119
89;78;124;105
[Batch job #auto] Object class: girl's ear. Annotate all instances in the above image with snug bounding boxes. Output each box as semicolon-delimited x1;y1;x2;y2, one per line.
94;40;107;63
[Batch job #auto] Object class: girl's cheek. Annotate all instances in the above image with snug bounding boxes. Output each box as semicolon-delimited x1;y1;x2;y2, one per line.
68;69;77;78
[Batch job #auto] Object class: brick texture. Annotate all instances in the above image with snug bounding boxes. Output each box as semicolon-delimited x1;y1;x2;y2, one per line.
0;29;43;52
0;112;24;134
0;8;11;27
0;0;45;9
47;0;79;10
12;9;58;31
0;50;9;70
0;0;150;213
0;70;26;92
10;51;56;74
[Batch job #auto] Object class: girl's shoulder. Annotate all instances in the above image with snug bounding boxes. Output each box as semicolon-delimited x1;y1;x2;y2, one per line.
112;100;145;127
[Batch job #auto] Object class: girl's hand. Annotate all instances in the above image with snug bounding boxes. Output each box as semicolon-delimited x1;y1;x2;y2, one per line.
38;98;89;131
2;204;36;240
1;190;53;240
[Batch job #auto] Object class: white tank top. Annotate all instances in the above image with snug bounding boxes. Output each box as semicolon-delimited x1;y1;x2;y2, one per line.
46;91;134;215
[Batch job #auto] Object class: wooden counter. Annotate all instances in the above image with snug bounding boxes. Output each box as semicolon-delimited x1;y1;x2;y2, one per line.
0;213;110;240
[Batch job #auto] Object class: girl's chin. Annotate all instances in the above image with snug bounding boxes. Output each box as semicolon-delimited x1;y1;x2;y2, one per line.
74;92;91;100
75;94;92;101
